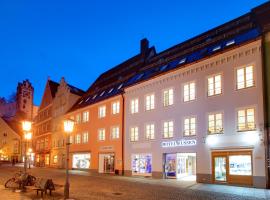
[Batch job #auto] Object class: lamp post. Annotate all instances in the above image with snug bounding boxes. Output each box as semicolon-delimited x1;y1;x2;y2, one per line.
22;121;32;173
63;119;74;200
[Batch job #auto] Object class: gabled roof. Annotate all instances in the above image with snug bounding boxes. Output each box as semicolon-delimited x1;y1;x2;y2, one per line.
69;42;156;112
68;1;270;113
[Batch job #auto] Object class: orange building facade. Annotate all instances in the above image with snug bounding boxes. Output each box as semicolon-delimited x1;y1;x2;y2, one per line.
66;95;124;174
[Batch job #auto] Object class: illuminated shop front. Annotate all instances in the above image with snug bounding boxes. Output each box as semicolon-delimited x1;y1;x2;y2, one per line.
72;153;91;169
98;153;115;173
165;153;196;181
212;151;252;185
131;154;152;176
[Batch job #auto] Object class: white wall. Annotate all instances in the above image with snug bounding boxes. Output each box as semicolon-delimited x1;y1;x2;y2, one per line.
124;39;265;177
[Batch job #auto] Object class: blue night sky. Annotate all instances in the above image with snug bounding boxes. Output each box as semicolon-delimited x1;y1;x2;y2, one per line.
0;0;267;105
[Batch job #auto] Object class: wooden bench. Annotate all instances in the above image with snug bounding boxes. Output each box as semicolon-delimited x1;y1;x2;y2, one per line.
26;178;55;197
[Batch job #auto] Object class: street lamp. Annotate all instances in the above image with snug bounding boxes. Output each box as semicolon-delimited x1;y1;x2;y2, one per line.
22;121;32;173
63;119;74;200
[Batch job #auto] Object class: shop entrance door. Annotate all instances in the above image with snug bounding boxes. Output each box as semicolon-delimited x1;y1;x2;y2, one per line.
99;153;115;173
213;156;227;182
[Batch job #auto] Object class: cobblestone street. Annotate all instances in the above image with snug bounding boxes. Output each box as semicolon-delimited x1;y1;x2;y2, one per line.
0;164;269;200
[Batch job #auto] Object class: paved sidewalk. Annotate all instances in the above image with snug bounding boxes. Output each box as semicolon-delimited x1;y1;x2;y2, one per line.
0;185;31;200
0;165;270;200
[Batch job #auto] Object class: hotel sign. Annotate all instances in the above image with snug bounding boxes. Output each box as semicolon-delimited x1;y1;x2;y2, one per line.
161;139;197;148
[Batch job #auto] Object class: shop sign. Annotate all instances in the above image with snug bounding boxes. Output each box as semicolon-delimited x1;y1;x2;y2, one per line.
100;146;114;151
161;139;197;148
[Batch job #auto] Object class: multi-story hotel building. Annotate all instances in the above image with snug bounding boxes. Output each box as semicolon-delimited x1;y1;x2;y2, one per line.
65;40;156;173
50;78;85;168
123;3;270;188
33;78;84;167
50;2;270;188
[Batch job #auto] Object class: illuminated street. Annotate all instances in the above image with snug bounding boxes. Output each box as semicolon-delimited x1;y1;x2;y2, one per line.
0;164;269;200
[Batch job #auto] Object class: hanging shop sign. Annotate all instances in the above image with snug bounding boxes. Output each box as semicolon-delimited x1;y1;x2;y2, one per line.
161;139;197;148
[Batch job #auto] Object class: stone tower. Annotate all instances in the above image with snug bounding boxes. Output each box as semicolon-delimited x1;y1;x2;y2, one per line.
16;79;34;120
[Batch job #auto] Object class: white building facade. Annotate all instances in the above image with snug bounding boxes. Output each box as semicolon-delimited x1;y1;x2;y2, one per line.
124;39;266;188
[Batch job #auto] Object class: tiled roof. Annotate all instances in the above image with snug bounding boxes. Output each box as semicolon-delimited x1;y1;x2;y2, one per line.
68;1;270;113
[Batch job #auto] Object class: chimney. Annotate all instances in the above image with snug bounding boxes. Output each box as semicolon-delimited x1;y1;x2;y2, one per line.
140;38;149;56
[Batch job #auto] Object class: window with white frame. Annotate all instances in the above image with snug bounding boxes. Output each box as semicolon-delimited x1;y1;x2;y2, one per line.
112;101;120;114
82;132;89;143
69;135;73;144
145;94;155;111
75;114;81;124
184;117;196;136
130;98;139;114
98;106;106;118
145;123;155;140
130;127;139;142
237;108;255;131
163;121;173;138
75;134;81;144
163;89;174;106
111;126;120;139
98;128;105;141
208;74;222;96
236;65;254;90
82;111;89;122
208;113;223;134
184;82;196;102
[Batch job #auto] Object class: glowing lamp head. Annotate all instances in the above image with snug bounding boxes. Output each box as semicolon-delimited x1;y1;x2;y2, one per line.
24;132;32;140
28;148;33;153
64;119;74;134
22;121;32;132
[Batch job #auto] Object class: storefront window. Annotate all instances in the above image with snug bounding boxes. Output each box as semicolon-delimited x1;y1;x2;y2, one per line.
214;157;226;181
72;153;91;169
45;154;50;165
165;154;176;177
132;154;152;175
229;155;252;175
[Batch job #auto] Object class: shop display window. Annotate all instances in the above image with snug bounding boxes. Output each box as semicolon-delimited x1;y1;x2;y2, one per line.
229;155;252;176
72;153;91;169
165;154;176;177
132;154;152;175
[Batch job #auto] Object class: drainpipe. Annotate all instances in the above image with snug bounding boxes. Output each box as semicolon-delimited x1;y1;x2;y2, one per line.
261;33;270;189
121;93;125;176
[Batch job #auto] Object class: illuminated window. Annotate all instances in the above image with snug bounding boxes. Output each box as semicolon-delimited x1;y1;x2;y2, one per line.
82;132;89;143
163;89;174;106
237;108;255;131
75;114;81;124
112;101;120;114
53;155;58;164
145;124;155;140
237;66;254;89
69;135;73;144
163;121;173;138
208;113;223;134
98;129;105;141
82;111;89;122
229;155;252;175
184;117;196;136
75;134;81;144
45;154;50;165
145;94;155;111
208;74;222;96
130;127;139;142
184;82;196;102
130;98;139;114
98;106;106;118
111;126;120;139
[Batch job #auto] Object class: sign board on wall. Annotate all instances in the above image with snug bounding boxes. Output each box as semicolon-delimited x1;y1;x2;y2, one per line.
161;139;197;148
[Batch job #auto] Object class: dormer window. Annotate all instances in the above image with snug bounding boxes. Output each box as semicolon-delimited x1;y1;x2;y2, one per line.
92;94;97;100
108;88;114;94
100;91;105;97
118;84;123;90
